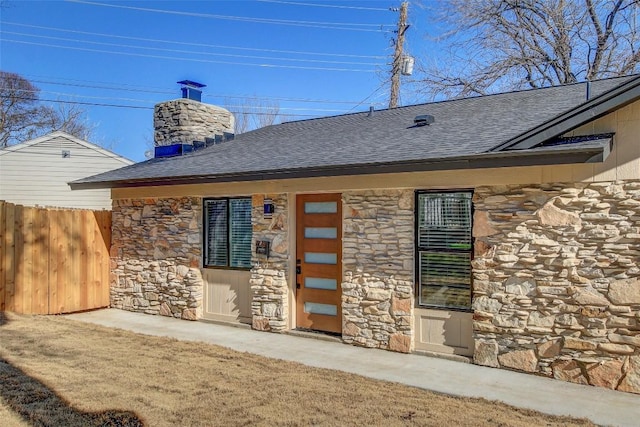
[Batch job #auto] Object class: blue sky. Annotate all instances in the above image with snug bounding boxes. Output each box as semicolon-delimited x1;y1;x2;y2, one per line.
0;1;438;161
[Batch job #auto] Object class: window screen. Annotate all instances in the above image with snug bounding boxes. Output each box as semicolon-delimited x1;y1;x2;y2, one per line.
204;198;252;269
417;192;472;309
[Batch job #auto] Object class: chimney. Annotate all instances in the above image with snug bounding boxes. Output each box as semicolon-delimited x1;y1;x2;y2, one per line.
153;80;235;148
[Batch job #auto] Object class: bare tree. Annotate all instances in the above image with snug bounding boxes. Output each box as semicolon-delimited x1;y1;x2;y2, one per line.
225;98;288;134
418;0;640;99
0;71;94;147
42;101;96;141
1;71;48;147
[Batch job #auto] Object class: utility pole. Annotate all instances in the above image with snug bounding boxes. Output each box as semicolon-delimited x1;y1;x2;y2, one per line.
389;1;408;109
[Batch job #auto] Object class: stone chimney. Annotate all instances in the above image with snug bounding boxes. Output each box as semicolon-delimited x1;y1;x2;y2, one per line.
153;80;235;147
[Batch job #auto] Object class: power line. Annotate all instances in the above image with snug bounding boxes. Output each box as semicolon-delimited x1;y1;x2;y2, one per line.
13;87;354;112
22;73;177;93
0;95;322;117
7;87;157;104
4;90;354;112
2;31;382;66
21;75;386;106
347;81;388;112
221;104;349;113
1;39;378;73
29;78;174;96
4;89;376;113
211;94;385;106
256;1;390;12
1;21;387;59
5;95;153;110
68;0;393;32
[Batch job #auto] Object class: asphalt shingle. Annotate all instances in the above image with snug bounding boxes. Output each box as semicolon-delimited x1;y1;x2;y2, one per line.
73;76;634;187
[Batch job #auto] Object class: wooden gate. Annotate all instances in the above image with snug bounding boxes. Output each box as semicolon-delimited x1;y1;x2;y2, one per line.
0;201;111;314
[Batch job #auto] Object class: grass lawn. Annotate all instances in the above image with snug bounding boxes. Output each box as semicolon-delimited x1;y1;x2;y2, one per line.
0;312;594;427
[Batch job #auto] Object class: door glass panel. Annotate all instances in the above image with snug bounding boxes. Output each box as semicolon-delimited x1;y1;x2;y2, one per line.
305;277;338;290
304;302;337;316
304;227;337;239
304;201;337;213
305;252;337;264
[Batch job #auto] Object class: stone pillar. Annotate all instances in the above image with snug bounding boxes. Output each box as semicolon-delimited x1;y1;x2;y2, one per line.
249;194;290;332
341;190;414;352
153;98;235;146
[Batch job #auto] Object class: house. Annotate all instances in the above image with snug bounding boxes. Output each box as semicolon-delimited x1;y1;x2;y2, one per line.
72;76;640;394
0;131;133;209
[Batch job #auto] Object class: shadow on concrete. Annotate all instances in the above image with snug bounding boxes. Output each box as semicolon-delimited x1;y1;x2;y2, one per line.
0;355;144;426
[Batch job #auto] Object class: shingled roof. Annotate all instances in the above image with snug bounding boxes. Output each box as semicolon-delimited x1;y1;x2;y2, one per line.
71;75;640;189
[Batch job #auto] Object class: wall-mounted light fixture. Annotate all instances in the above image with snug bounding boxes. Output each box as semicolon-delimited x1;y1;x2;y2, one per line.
263;198;274;218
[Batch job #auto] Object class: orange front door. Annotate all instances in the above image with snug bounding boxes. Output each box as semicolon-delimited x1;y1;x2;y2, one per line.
296;194;342;334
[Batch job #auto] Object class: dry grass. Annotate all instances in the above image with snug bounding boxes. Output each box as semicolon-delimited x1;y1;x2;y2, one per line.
0;312;594;427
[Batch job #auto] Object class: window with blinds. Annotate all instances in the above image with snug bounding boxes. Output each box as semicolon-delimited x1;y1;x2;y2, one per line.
204;198;252;269
417;192;472;310
229;198;252;268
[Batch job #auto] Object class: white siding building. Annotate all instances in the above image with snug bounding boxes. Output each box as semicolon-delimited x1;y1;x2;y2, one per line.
0;131;133;209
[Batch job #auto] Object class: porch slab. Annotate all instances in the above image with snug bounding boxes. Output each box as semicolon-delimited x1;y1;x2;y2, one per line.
66;309;636;427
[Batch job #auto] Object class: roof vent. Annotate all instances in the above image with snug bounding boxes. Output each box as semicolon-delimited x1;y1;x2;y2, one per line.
414;114;434;126
177;80;206;102
368;105;375;117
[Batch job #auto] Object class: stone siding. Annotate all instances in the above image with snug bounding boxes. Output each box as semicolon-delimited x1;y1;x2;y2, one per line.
110;197;204;320
154;98;235;146
342;190;414;352
473;181;640;393
250;194;290;332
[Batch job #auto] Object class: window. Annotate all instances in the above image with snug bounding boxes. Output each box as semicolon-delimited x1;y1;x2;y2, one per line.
204;198;252;269
416;191;472;310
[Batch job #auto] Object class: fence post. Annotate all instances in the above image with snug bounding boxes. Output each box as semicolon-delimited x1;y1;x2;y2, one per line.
0;201;5;311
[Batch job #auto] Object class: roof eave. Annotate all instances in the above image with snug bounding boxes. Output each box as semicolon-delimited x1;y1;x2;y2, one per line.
490;75;640;152
69;140;610;190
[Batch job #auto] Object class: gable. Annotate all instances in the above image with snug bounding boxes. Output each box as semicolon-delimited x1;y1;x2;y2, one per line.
0;131;133;165
0;131;133;209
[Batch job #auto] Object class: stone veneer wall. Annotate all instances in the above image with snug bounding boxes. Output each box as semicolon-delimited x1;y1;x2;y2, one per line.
250;194;290;332
473;181;640;394
154;98;235;146
342;190;415;353
110;197;204;320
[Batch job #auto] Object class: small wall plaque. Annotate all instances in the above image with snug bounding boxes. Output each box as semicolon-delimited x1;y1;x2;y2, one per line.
256;240;270;256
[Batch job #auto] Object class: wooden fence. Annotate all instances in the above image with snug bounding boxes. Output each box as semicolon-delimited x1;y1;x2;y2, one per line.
0;201;111;314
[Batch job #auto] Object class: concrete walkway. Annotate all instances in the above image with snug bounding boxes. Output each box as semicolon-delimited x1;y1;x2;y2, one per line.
66;309;637;427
